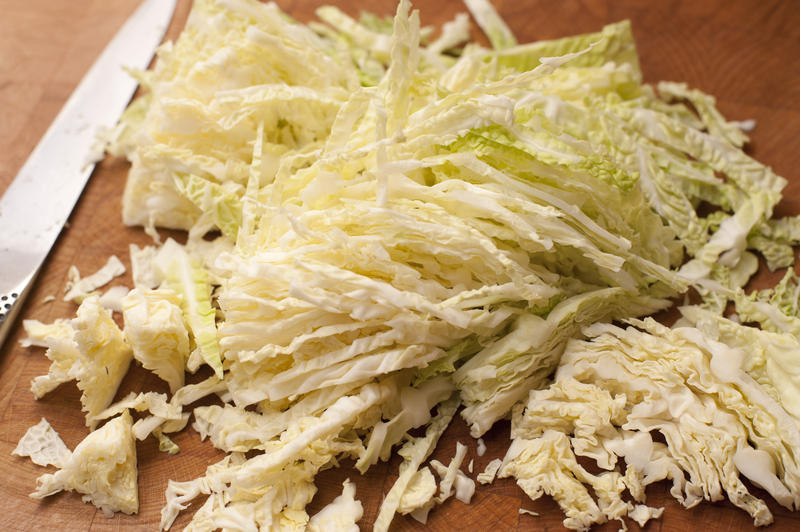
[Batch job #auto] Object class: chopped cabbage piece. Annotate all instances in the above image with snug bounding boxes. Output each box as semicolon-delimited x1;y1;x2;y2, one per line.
477;458;502;485
31;411;138;516
129;244;160;289
628;504;663;527
72;296;133;429
122;288;189;392
21;318;84;399
153;428;180;455
476;438;486;457
500;431;626;530
63;255;127;303
430;441;470;503
20;318;73;348
13;418;71;468
397;466;437;517
92;391;183;424
429;444;476;504
308;479;363;532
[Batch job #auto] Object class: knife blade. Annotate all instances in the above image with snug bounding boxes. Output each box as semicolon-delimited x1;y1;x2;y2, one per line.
0;0;177;347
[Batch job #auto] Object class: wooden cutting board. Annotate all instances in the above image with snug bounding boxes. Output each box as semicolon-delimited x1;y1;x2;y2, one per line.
1;0;799;530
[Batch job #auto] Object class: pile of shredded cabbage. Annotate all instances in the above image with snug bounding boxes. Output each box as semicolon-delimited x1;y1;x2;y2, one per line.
15;0;800;530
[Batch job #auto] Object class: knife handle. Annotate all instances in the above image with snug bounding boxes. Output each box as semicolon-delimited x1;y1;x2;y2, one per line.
0;269;37;351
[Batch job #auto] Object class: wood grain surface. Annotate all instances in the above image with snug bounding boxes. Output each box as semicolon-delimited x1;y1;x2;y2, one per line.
1;1;799;530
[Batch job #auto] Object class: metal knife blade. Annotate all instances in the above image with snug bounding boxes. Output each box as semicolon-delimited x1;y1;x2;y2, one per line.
0;0;177;346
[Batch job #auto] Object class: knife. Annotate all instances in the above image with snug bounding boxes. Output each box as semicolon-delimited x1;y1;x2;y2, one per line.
0;0;177;348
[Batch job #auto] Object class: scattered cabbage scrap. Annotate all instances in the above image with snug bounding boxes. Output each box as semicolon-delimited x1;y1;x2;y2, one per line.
307;479;364;532
22;318;84;399
16;0;800;529
63;255;126;303
477;458;503;485
12;418;71;468
430;442;476;504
